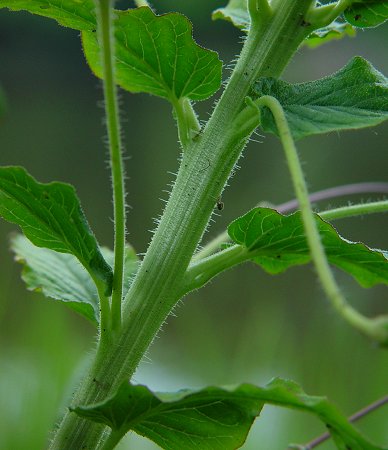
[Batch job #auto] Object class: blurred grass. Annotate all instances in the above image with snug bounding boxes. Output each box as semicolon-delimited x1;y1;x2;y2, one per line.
0;1;388;449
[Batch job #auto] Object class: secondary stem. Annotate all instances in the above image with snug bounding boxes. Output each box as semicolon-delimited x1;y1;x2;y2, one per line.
257;95;388;344
96;0;125;333
173;98;201;149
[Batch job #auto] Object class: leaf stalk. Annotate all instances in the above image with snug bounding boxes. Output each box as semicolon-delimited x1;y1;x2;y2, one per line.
173;98;201;149
254;94;388;344
307;0;353;28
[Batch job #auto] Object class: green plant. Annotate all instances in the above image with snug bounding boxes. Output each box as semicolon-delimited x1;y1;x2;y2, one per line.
0;0;388;448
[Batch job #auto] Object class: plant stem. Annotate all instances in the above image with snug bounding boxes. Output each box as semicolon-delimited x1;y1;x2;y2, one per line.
173;98;201;149
50;1;315;447
100;430;123;450
94;277;111;338
303;395;388;449
278;182;388;215
184;197;388;292
182;244;248;294
194;191;388;261
306;0;353;27
321;200;388;221
248;0;273;27
256;94;388;344
96;0;125;333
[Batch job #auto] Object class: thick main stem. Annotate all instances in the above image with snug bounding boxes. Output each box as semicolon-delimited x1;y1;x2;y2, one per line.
50;1;314;447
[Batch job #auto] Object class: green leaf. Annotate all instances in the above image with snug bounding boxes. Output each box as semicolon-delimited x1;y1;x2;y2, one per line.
73;378;383;450
0;0;96;30
305;21;356;48
10;235;139;325
228;207;388;288
11;234;99;325
212;2;357;48
73;381;265;450
82;7;222;102
0;166;112;293
345;1;388;28
212;0;250;31
253;56;388;140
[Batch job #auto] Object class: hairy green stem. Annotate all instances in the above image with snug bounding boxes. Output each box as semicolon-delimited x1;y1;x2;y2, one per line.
256;94;388;344
321;200;388;221
248;0;273;27
94;278;111;338
173;98;201;149
96;0;125;333
182;245;248;294
306;0;353;27
50;1;315;447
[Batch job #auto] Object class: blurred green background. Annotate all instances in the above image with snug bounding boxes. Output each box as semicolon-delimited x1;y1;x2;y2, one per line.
0;1;387;449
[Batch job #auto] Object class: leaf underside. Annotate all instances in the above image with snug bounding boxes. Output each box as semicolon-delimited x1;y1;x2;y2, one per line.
228;207;388;288
212;0;250;31
0;0;96;30
212;1;357;47
0;167;112;293
305;21;356;48
73;378;383;450
253;56;388;140
11;234;139;325
82;7;222;102
344;1;388;28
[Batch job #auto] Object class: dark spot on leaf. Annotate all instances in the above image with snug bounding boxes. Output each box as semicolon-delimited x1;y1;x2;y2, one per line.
276;254;281;259
42;191;49;199
40;5;50;9
354;14;361;21
301;19;311;27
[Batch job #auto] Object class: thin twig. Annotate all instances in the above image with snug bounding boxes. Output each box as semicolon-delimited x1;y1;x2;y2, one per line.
277;182;388;214
302;395;388;449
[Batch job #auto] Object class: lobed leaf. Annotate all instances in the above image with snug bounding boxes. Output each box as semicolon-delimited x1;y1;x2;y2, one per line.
0;166;112;293
82;7;222;102
11;234;139;325
73;378;383;450
0;0;96;30
253;56;388;140
228;207;388;288
212;0;250;31
344;1;388;28
73;381;264;450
